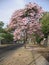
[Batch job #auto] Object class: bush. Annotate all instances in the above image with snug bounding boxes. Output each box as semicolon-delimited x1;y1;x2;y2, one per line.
0;32;14;44
35;34;43;44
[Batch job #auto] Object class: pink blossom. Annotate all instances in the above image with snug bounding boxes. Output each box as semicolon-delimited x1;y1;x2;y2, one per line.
8;2;44;40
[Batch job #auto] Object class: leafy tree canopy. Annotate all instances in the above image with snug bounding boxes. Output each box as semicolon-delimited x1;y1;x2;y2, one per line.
41;12;49;38
0;21;4;28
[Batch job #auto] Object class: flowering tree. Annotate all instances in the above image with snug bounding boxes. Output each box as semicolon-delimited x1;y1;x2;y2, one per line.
8;3;44;44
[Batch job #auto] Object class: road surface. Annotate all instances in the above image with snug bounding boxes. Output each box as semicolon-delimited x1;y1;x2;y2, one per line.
0;46;49;65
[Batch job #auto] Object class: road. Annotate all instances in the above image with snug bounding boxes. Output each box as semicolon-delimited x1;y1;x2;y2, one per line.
0;46;49;65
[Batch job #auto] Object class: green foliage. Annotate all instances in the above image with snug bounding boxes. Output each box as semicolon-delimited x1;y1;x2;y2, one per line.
41;12;49;38
0;28;6;33
32;33;43;44
0;33;4;40
35;34;43;44
1;32;14;42
0;21;4;28
0;21;5;33
0;21;14;44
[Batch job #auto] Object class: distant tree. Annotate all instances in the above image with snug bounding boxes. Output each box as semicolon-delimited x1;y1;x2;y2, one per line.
0;33;4;44
0;21;14;44
0;21;4;44
35;34;43;44
0;32;14;43
0;21;5;33
0;21;4;28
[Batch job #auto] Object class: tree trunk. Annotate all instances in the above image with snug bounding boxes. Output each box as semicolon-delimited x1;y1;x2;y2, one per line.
24;39;26;48
47;35;49;47
0;40;1;45
32;36;36;44
43;38;48;47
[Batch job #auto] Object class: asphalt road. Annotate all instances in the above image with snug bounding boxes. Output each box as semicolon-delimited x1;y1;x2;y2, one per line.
0;44;24;65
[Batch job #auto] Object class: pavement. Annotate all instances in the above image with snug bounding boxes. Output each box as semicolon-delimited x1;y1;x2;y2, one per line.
0;45;49;65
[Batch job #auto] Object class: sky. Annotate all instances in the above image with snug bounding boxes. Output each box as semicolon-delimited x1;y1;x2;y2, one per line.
0;0;49;27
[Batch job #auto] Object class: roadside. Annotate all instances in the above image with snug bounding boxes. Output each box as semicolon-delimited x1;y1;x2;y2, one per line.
0;43;23;54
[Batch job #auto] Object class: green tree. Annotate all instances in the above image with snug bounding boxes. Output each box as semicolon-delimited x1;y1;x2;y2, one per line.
35;34;43;45
0;21;4;28
0;33;4;44
32;34;43;45
0;21;5;33
0;21;4;44
41;12;49;46
1;32;14;43
0;21;14;44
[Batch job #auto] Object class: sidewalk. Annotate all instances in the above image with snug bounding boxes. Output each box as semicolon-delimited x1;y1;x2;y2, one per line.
0;46;49;65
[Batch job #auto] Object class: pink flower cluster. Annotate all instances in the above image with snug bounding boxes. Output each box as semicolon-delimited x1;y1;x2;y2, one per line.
8;2;44;40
